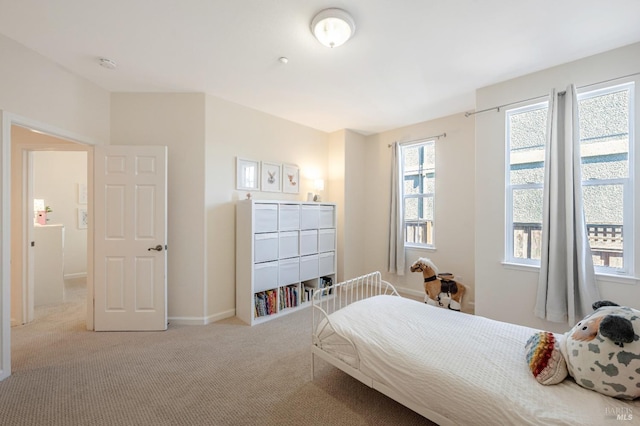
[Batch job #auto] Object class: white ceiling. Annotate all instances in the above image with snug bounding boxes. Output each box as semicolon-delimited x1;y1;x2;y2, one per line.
1;1;640;135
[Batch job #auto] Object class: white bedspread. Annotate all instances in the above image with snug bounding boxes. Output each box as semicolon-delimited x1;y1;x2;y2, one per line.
319;295;639;425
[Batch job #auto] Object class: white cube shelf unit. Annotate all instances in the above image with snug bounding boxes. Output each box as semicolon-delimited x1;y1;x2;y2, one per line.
236;199;337;325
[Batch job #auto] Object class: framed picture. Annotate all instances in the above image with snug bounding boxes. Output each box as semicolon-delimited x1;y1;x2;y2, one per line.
282;164;300;194
261;161;282;192
77;208;88;229
236;158;260;190
78;183;88;204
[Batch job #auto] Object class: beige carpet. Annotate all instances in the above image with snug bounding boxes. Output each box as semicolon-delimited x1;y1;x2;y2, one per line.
1;279;434;426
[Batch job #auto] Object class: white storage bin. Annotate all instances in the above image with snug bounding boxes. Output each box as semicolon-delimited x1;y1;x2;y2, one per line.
319;252;335;276
300;230;318;255
279;257;300;285
319;205;335;228
318;229;335;252
279;204;300;231
254;232;278;262
279;231;299;259
254;261;278;292
255;203;278;233
300;204;320;230
300;254;319;281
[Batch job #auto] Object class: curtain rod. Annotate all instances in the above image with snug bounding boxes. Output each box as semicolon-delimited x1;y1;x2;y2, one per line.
464;71;640;118
387;132;446;148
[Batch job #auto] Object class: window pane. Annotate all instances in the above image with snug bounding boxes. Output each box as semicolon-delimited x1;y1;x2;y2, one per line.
404;144;434;174
403;196;434;221
404;196;433;245
509;106;547;185
581;154;628;180
403;174;420;195
510;163;544;185
404;172;435;195
512;188;543;260
512;188;543;223
579;89;629;180
402;141;435;246
579;89;629;143
513;226;542;260
583;183;624;269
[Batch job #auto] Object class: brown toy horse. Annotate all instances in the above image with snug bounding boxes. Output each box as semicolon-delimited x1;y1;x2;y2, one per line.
410;257;466;311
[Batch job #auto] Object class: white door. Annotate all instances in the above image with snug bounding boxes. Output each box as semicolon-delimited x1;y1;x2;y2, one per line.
94;145;168;331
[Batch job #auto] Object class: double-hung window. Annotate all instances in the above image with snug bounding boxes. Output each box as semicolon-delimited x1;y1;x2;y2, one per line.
578;83;634;273
402;140;435;247
506;82;635;275
505;102;548;265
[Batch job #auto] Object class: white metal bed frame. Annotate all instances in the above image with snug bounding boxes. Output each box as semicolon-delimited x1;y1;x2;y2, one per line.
310;271;453;425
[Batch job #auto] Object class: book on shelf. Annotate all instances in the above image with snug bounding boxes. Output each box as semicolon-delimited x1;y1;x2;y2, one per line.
254;289;278;318
279;284;300;310
254;292;267;317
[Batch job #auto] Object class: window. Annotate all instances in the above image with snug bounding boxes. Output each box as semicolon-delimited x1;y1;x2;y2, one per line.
506;102;548;265
402;140;435;247
578;83;634;273
505;82;635;274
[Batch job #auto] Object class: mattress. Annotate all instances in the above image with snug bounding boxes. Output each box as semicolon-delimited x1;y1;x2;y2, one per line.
316;295;639;425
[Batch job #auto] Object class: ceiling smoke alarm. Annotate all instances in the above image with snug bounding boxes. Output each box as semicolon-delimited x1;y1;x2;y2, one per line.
99;58;117;69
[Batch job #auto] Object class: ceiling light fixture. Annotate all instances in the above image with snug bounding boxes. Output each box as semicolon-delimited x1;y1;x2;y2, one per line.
311;8;355;48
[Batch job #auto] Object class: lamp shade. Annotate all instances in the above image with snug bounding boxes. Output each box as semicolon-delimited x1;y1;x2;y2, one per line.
311;8;355;48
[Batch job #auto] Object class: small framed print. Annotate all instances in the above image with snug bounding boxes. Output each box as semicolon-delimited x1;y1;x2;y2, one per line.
236;158;260;190
261;161;282;192
282;164;299;194
77;208;88;229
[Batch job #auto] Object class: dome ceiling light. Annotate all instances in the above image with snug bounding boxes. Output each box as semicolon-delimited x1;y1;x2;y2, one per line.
311;8;356;48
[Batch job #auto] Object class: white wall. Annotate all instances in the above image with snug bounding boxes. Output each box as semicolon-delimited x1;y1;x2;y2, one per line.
363;113;476;311
110;93;207;323
327;129;369;283
342;130;368;281
328;131;346;282
204;95;330;322
1;34;109;380
0;34;110;143
475;42;640;333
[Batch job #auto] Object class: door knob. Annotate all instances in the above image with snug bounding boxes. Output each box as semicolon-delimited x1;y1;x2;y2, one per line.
148;244;163;252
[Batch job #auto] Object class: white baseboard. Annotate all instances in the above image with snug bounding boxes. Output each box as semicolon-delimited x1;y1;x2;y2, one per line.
168;317;208;326
205;309;236;324
395;286;424;299
396;286;476;314
168;308;236;326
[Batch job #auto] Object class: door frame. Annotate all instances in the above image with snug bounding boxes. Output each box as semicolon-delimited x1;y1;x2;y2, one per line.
1;110;97;380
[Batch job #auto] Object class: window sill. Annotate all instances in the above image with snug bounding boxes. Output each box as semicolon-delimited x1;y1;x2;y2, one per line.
501;261;639;284
595;273;639;286
501;261;540;273
405;244;437;252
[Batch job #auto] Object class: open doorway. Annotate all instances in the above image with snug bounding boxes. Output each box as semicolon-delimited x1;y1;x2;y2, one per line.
31;149;88;324
10;125;89;328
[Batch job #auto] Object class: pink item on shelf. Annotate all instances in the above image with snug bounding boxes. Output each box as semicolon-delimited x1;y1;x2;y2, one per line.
37;211;47;225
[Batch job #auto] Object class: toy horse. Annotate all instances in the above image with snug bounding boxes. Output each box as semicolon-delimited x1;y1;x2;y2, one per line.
410;257;466;311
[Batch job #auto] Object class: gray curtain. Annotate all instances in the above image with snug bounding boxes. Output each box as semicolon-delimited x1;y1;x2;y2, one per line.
388;142;405;275
535;85;600;324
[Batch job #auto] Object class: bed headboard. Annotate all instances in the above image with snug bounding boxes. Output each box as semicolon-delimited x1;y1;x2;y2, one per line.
311;271;399;331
